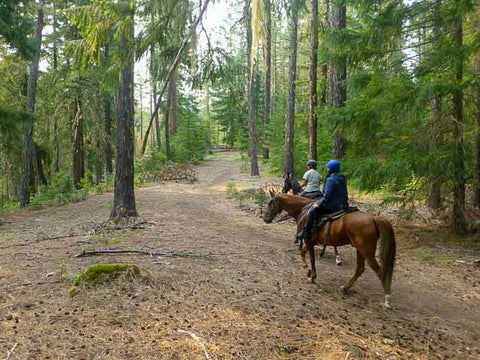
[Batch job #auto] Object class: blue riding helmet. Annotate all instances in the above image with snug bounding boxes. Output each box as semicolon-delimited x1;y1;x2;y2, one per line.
326;160;340;173
306;160;317;168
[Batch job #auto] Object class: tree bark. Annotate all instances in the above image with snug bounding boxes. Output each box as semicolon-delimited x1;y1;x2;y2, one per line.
263;0;272;160
246;0;260;176
151;46;162;150
451;17;467;234
165;96;172;161
284;0;298;176
170;69;178;135
104;93;113;175
20;0;44;207
426;0;442;211
104;44;113;176
33;143;47;188
53;1;60;173
309;0;319;161
330;0;346;159
474;5;480;208
72;99;85;189
110;12;138;219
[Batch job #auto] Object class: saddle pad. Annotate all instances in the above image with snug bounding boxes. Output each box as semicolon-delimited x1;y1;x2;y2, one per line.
313;207;360;229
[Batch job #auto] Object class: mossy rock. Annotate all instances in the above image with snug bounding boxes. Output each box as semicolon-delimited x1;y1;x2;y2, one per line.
70;263;142;297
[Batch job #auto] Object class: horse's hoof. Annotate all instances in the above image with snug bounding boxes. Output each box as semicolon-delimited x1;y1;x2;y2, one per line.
308;277;316;284
335;255;342;266
303;264;308;269
339;287;350;297
307;269;312;277
383;295;392;309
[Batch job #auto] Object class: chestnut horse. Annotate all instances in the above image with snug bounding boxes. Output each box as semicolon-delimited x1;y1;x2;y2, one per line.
263;191;396;307
282;173;342;265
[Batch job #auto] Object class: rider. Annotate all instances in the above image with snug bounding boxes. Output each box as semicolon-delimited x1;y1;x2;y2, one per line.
300;160;322;198
298;159;349;241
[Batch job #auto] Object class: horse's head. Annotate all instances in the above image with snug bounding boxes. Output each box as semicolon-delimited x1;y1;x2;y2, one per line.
282;174;292;194
282;173;301;195
263;189;283;223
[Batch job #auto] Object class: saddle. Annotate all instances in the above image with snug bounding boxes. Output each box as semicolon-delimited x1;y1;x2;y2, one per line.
313;206;360;257
301;191;323;199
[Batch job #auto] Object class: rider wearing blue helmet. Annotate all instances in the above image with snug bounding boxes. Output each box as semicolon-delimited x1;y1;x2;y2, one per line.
299;159;349;240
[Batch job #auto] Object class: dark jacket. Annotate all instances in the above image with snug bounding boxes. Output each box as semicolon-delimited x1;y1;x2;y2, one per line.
317;173;348;211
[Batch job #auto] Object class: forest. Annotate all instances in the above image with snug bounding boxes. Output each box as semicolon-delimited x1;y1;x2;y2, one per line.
0;0;479;231
2;1;480;359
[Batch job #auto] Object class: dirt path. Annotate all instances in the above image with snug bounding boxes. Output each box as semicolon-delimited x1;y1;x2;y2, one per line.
0;151;479;359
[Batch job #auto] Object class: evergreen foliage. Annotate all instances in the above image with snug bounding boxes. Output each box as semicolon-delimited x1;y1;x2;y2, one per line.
1;0;479;232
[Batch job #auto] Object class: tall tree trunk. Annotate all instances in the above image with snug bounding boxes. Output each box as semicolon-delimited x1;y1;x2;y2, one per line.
263;0;272;160
151;46;162;150
284;0;298;176
170;69;178;135
139;82;143;140
33;143;47;188
451;17;467;234
111;8;138;218
246;0;260;176
426;0;442;210
20;0;44;207
474;5;480;208
330;0;346;159
104;93;113;175
103;44;113;176
321;0;329;110
165;96;172;161
72;99;85;189
309;0;319;161
53;1;60;173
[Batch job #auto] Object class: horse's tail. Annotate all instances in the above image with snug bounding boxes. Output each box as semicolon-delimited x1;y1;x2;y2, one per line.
374;217;396;294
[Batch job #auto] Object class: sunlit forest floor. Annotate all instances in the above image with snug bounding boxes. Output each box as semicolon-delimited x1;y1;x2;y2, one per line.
0;151;479;359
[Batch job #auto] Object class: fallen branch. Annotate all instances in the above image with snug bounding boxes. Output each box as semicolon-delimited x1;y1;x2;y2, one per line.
177;330;210;359
8;280;62;288
74;248;220;259
0;233;89;250
4;343;17;360
36;233;89;242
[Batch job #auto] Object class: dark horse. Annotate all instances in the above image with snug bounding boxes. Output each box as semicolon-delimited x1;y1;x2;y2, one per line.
282;173;342;265
263;191;396;307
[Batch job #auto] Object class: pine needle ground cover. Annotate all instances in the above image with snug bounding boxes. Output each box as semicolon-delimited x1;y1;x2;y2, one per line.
1;152;479;359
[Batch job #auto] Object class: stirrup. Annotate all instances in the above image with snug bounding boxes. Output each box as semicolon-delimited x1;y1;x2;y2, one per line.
294;231;306;244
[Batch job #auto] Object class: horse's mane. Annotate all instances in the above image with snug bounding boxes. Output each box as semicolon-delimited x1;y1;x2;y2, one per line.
277;193;315;205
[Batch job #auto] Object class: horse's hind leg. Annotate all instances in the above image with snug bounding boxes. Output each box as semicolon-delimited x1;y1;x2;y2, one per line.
334;246;342;266
301;243;308;268
365;254;392;308
339;250;364;295
307;237;317;283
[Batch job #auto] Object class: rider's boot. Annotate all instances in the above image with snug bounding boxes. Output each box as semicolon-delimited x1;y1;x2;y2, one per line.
294;231;306;244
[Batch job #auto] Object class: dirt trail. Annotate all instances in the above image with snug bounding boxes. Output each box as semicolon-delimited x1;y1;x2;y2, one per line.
0;151;479;359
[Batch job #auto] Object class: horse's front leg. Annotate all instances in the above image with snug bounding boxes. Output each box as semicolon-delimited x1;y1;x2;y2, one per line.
307;235;317;283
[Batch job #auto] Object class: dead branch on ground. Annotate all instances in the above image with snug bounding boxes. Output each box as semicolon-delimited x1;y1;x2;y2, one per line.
177;330;210;359
74;248;220;259
8;280;62;287
4;343;18;360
